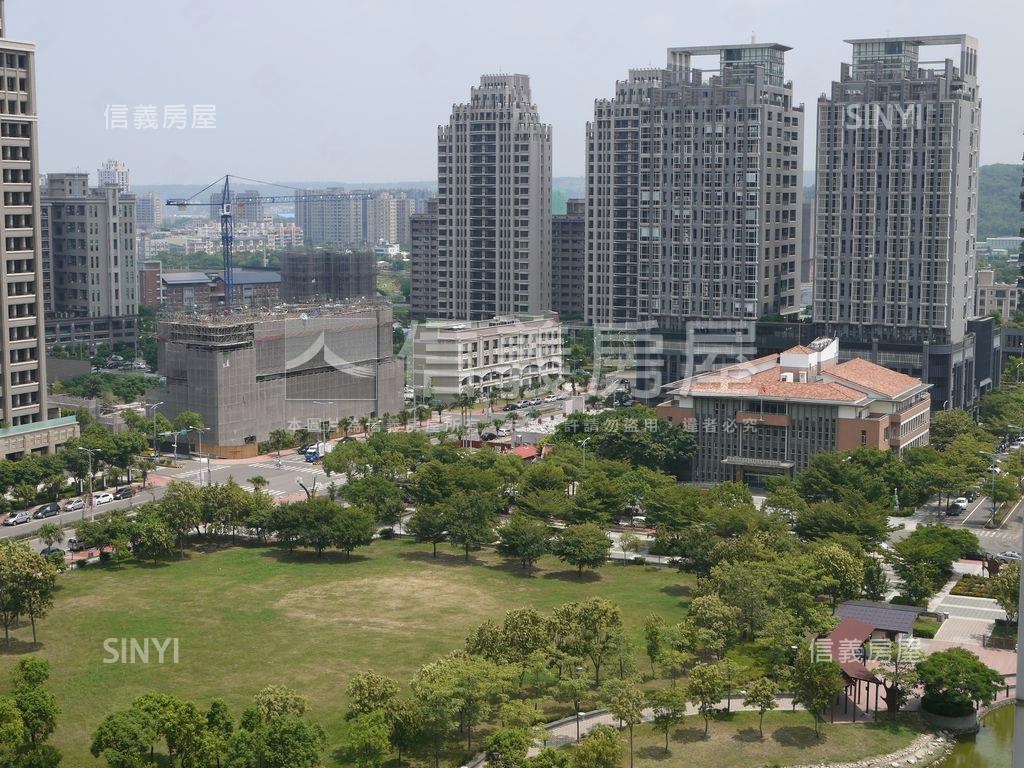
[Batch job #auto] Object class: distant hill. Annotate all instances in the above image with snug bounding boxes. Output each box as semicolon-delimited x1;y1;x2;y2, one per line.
979;163;1022;241
552;177;585;214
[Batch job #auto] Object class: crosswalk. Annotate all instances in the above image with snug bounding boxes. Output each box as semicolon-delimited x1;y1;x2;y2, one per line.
247;461;326;476
239;484;288;499
170;466;226;480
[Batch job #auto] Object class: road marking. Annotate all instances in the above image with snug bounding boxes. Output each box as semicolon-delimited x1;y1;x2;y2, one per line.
958;497;990;526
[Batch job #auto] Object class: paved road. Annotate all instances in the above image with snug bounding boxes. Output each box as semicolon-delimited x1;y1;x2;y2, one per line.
157;450;336;500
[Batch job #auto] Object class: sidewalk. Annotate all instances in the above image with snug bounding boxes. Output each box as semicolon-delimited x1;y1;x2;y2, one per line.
530;688;875;757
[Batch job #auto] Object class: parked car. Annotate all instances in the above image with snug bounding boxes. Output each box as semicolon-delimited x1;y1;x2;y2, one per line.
66;538;85;553
94;492;114;505
63;498;86;512
32;502;62;519
965;490;979;502
2;511;31;526
39;547;64;558
996;550;1022;562
501;403;518;412
948;497;969;515
112;487;136;500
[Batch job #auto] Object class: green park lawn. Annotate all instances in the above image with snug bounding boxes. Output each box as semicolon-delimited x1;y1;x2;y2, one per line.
622;711;926;768
0;539;694;766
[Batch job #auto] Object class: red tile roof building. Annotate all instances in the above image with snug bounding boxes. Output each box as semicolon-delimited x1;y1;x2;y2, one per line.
656;337;931;486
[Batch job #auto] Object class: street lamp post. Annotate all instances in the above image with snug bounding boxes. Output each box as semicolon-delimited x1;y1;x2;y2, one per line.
189;426;211;485
77;447;96;521
580;437;591;469
146;401;164;455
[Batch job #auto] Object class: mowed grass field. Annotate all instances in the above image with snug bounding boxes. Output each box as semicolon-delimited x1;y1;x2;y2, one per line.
624;711;925;768
0;540;694;766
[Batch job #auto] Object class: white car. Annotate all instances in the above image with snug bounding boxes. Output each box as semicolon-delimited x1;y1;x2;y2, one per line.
996;550;1022;563
93;492;114;505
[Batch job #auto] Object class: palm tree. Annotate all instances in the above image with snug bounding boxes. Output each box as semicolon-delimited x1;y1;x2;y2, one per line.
380;413;391;433
137;456;156;489
38;523;64;549
247;475;269;492
338;417;353;439
398;409;410;431
358;416;370;435
416;405;431;426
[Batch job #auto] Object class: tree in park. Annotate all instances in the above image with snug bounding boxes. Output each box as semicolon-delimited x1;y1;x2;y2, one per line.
554;673;589;742
158;480;203;556
343;476;405;527
553;523;611;576
343;710;392;768
206;698;234;761
483;727;531;768
792;647;845;737
568;724;621;768
10;657;60;755
642;614;667;677
862;557;889;601
743;677;779;738
91;709;152;768
876;637;921;719
648;686;686;754
618;532;642;564
685;594;739;661
289;497;342;557
345;672;401;720
569;472;625;526
227;686;325;768
516;486;572;521
916;647;1003;717
0;542;58;645
445;491;499;560
496;513;551;570
333;506;378;559
406;504;449;557
813;542;864;612
0;696;26;766
553;598;624;686
687;662;724;736
388;698;427;767
410;659;466;768
989;561;1021;622
601;677;645;768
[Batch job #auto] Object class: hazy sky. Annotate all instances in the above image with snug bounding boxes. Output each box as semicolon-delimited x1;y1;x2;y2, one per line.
12;0;1024;185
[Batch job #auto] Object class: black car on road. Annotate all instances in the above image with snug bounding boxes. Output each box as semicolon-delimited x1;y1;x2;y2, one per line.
112;487;136;500
32;502;62;519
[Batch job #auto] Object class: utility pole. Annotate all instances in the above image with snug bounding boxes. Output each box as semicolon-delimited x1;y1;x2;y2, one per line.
147;401;164;454
77;447;96;521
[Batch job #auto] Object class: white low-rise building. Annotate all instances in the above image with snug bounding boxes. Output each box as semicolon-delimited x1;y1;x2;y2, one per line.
412;313;563;402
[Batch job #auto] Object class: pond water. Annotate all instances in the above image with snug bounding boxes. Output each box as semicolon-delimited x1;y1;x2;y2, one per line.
941;705;1012;767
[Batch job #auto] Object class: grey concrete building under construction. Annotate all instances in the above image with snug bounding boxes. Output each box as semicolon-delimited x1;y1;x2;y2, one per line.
157;303;402;458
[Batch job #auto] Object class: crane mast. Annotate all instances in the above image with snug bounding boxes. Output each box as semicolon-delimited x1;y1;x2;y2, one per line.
166;176;353;313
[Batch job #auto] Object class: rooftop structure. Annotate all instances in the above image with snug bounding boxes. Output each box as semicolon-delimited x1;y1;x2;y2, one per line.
657;338;931;486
